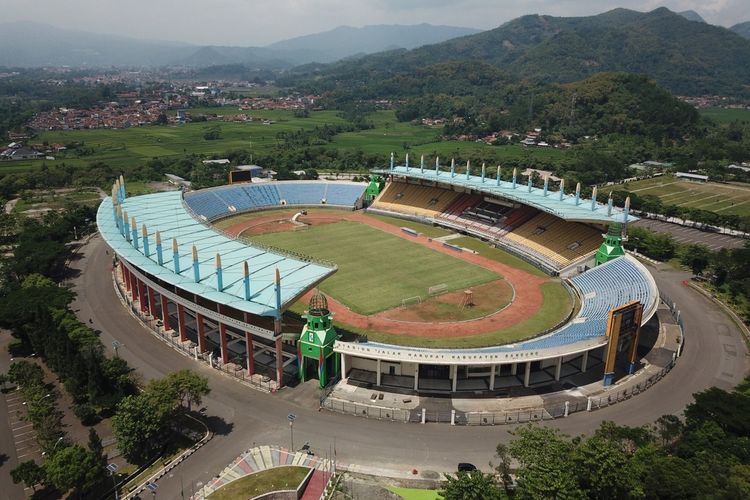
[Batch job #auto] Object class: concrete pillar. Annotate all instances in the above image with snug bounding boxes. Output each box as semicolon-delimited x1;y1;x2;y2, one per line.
219;322;228;364
451;409;456;425
511;362;518;376
177;303;187;342
581;351;589;373
136;279;147;313
555;356;563;381
245;331;254;376
451;365;458;392
376;359;382;386
129;273;138;300
421;407;426;424
414;363;419;391
147;286;157;317
275;336;284;387
160;295;171;331
196;313;206;352
341;354;348;380
121;265;130;291
524;361;531;387
489;364;496;391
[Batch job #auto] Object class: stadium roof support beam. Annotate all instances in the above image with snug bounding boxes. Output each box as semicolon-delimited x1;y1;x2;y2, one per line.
377;162;638;224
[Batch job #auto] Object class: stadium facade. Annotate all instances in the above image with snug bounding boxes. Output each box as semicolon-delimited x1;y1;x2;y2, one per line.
97;158;659;394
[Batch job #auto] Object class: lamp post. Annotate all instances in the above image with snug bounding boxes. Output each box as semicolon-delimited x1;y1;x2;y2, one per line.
112;340;125;357
106;463;119;500
42;436;64;457
287;413;296;450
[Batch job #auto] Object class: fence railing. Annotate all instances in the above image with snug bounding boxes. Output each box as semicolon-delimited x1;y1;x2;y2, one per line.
322;294;684;426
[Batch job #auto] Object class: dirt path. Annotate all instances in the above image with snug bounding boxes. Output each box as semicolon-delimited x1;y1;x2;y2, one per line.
224;211;551;339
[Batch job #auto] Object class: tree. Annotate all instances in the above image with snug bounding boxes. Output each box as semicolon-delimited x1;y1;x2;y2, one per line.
509;426;583;499
10;460;46;491
573;435;643;499
439;471;506;500
87;428;107;472
44;444;103;495
679;244;712;275
112;393;170;464
164;370;210;411
654;415;683;448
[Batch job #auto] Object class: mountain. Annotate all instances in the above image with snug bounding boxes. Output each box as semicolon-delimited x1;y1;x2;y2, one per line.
0;21;196;67
677;10;706;23
292;8;750;97
731;21;750;39
266;24;481;63
0;21;479;69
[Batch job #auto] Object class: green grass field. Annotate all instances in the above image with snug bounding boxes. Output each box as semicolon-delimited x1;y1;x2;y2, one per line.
249;220;498;315
207;466;309;500
361;281;573;348
2;110;567;176
387;486;441;500
621;175;750;217
699;107;750;124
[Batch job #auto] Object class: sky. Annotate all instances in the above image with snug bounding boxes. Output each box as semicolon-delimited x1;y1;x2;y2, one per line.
2;0;748;46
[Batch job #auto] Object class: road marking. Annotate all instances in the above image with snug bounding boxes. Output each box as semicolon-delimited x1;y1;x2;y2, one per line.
15;436;37;444
14;430;35;438
11;423;33;431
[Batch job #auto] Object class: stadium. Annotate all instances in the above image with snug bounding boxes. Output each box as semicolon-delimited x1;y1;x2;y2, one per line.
96;155;659;396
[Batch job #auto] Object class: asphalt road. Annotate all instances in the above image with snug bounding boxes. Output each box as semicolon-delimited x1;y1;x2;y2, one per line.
66;236;749;499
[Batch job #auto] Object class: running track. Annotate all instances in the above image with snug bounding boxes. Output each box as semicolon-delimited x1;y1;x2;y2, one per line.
224;212;551;339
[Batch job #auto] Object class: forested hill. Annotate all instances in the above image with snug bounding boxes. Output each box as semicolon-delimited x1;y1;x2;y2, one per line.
732;21;750;39
385;69;699;144
289;8;750;97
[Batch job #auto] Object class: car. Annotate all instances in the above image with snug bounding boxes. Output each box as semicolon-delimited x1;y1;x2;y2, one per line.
457;463;477;472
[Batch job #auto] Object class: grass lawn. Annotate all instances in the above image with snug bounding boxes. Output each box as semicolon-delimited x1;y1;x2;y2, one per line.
361;281;573;348
449;236;549;278
387;486;442;500
249;220;498;315
208;466;310;500
365;213;454;238
621;175;750;218
13;188;102;214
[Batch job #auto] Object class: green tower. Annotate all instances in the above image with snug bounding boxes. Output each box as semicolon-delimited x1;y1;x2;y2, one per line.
595;223;626;266
297;290;340;388
364;175;383;203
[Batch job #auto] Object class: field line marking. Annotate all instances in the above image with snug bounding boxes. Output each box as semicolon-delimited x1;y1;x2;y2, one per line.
629;181;679;192
674;193;723;207
714;200;750;212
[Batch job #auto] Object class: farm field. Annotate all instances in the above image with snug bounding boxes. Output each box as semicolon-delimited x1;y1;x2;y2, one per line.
698;107;750;124
249;220;499;315
2;110;568;177
331;111;566;162
621;175;750;218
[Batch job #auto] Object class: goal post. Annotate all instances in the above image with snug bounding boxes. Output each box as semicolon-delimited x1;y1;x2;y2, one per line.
428;283;447;296
401;296;422;309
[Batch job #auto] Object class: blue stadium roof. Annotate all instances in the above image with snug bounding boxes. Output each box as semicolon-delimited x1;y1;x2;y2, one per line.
376;165;638;224
97;190;336;317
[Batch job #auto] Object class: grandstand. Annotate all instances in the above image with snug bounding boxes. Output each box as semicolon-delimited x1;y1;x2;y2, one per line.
184;181;367;221
373;181;462;217
369;167;636;272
